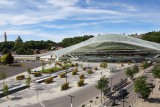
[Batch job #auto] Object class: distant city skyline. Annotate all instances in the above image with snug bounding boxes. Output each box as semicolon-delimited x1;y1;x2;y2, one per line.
0;0;160;42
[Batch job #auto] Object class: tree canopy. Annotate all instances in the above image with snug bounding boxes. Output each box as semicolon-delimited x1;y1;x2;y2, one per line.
152;64;160;79
61;35;94;47
134;77;151;99
1;52;14;65
0;35;93;55
129;31;160;43
96;75;109;92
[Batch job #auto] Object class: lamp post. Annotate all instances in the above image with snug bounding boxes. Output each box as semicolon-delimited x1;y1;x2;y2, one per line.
69;95;75;107
122;96;124;107
100;72;102;104
109;78;113;91
65;69;68;83
90;100;93;107
36;90;38;102
89;74;91;82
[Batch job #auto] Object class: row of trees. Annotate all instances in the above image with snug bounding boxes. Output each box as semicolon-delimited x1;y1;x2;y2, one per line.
0;35;93;55
129;31;160;43
61;35;93;47
125;63;160;100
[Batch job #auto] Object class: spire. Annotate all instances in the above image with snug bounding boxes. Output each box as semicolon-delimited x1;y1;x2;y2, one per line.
4;32;7;42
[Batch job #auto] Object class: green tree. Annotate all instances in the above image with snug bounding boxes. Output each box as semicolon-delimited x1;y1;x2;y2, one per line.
3;84;9;99
0;72;7;85
2;48;9;55
26;77;31;90
27;68;31;77
152;64;160;79
96;75;109;103
100;62;108;68
125;67;134;80
1;52;14;65
133;65;139;74
61;35;93;47
134;77;151;99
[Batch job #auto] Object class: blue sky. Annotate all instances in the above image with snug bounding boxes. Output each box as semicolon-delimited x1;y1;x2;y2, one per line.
0;0;160;42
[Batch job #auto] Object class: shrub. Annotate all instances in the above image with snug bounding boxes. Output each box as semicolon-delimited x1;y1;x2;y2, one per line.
61;82;69;90
121;63;124;67
100;62;107;68
34;72;42;77
60;73;66;78
94;67;98;70
45;77;54;84
79;74;84;79
77;79;84;87
73;68;78;72
41;67;62;74
16;75;25;80
75;63;78;67
71;64;75;67
62;66;66;70
87;69;93;74
83;67;86;71
66;63;72;68
72;70;77;75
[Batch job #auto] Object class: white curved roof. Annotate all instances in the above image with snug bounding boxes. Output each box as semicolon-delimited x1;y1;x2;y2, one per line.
52;34;160;57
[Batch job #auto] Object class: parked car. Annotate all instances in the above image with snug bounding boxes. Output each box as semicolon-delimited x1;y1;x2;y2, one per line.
31;70;40;74
117;89;128;98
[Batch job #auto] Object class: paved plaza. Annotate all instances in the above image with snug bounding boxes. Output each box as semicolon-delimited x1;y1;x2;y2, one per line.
0;61;132;107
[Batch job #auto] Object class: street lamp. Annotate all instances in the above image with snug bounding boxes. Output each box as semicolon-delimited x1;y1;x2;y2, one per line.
122;96;125;107
100;72;102;104
109;78;113;91
89;74;91;82
90;100;93;107
65;69;68;83
69;95;75;107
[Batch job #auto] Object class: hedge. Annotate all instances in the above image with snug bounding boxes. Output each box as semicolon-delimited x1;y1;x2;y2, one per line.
94;67;98;70
87;69;93;74
83;67;86;71
77;79;84;87
72;70;77;75
61;82;69;90
79;74;84;79
16;75;25;80
45;77;54;84
34;72;42;77
41;67;62;74
60;73;66;78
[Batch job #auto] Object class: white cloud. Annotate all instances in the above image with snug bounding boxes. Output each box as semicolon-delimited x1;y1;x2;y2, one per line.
0;0;14;7
0;0;159;42
47;0;79;7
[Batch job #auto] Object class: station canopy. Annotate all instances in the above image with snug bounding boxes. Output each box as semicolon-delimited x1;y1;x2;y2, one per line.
54;34;160;57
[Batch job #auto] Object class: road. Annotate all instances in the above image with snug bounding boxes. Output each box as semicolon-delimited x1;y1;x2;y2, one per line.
24;67;128;107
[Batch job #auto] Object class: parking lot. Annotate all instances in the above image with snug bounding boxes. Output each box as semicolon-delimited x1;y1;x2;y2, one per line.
0;61;41;78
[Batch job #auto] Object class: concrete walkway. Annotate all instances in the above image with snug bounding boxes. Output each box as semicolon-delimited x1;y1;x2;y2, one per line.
0;62;131;107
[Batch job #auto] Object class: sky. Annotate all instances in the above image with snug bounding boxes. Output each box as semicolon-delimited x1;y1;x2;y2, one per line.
0;0;160;42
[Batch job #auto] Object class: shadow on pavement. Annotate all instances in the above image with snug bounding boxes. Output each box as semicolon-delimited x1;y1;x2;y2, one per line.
147;97;160;104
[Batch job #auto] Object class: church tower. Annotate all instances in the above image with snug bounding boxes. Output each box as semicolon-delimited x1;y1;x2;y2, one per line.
4;32;7;42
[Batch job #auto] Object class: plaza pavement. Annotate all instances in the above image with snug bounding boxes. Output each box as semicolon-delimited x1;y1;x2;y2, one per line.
0;62;132;107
